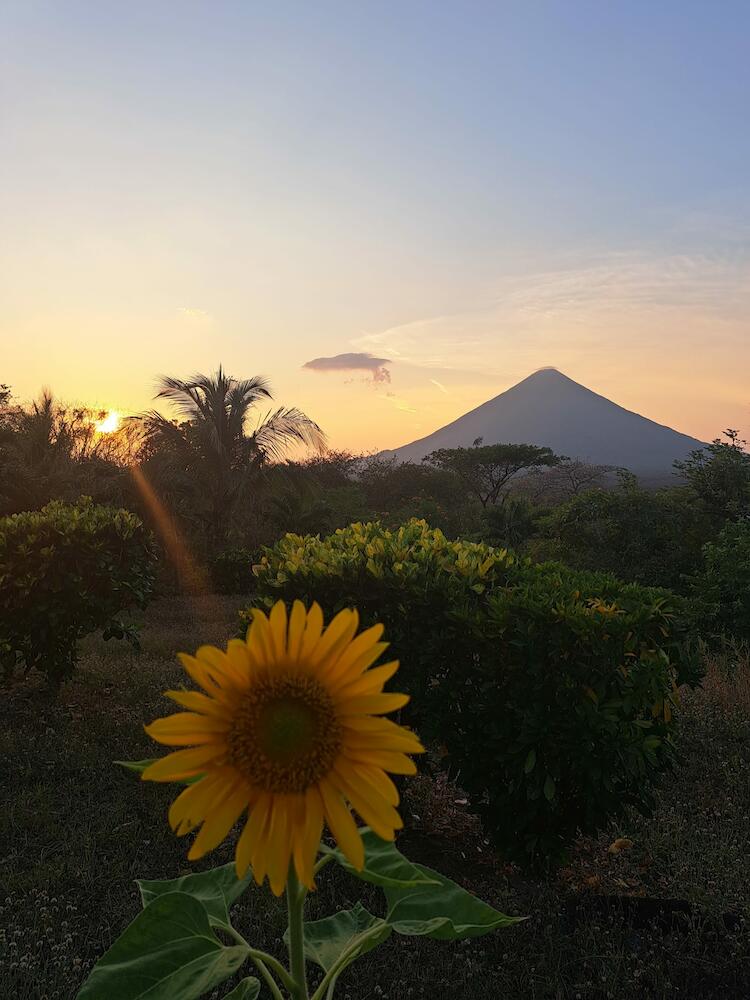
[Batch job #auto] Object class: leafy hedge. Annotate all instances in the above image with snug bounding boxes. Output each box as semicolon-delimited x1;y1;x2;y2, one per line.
247;519;700;865
0;499;156;685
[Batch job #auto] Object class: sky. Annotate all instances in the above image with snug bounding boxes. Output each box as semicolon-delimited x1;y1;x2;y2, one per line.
2;1;749;451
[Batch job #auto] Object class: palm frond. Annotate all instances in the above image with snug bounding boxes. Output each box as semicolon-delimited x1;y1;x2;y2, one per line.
154;374;213;422
250;407;327;462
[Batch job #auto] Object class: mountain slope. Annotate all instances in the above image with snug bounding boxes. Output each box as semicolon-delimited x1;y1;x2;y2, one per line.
381;369;705;474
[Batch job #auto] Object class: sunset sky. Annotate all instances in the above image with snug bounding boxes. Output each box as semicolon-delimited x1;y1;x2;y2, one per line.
2;1;749;451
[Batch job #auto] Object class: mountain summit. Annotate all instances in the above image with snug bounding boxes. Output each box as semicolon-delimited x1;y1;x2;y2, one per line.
381;369;705;475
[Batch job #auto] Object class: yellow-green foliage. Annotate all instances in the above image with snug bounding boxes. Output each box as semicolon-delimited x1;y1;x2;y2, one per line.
250;517;518;594
0;498;156;684
248;519;700;866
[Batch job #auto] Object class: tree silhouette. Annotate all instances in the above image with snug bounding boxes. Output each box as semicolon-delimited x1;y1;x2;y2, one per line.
134;367;326;548
424;440;559;507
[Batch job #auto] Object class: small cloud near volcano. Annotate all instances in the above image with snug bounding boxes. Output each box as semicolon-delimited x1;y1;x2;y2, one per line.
303;352;391;384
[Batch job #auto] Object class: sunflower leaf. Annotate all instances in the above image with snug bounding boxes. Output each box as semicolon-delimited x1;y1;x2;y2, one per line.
384;862;522;940
321;829;439;889
76;891;249;1000
222;977;261;999
137;863;253;929
115;758;203;785
286;902;391;973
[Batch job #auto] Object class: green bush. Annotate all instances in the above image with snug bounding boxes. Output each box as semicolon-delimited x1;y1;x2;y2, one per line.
0;498;156;685
248;519;699;866
542;477;711;591
210;547;256;594
692;519;750;641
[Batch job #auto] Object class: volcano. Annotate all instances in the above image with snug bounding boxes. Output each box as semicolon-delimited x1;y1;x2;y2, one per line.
381;369;705;475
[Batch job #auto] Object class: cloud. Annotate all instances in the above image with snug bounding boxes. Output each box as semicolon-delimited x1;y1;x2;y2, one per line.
430;378;449;394
352;249;750;380
303;351;391;384
178;307;213;322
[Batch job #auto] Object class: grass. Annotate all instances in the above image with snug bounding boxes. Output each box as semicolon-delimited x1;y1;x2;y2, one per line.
1;597;749;1000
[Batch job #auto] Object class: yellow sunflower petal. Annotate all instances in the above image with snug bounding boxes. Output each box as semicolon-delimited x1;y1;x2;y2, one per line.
344;730;424;755
226;639;253;677
331;764;402;841
268;601;289;660
187;781;250;860
144;712;229;746
287;600;307;662
141;745;224;782
250;797;275;888
236;792;272;880
334;624;385;672
343;715;424;748
334;660;399;698
322;626;386;681
293;786;324;889
310;608;359;667
344;749;418;775
325;642;390;690
319;778;364;870
196;645;244;686
248;610;274;666
339;692;410;716
266;797;293;896
177;653;222;696
168;771;228;835
342;761;400;807
165;689;226;716
299;602;324;659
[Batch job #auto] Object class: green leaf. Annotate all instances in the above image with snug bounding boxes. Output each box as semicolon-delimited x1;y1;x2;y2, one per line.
76;892;248;1000
524;748;536;774
289;902;390;973
543;774;556;802
222;978;261;1000
322;829;439;889
137;864;253;929
115;759;203;785
385;863;521;940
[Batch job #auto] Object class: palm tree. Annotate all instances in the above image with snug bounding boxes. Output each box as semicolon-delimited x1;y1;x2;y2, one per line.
134;367;326;548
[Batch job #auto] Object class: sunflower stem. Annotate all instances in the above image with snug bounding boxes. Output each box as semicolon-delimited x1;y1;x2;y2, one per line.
223;924;290;998
286;867;309;1000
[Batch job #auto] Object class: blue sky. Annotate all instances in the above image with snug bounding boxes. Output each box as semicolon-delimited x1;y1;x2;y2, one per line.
2;1;749;448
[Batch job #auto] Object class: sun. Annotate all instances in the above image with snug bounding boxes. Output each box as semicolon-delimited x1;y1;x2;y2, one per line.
95;410;121;434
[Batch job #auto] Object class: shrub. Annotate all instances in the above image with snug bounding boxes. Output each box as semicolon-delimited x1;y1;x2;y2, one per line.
0;498;156;685
210;547;255;594
692;519;750;641
479;495;540;548
542;477;711;591
248;519;699;866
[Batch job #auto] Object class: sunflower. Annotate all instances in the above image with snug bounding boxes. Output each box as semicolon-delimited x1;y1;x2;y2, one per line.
142;600;424;896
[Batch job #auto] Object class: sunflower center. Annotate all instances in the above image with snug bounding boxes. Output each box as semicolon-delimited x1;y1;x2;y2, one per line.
227;672;342;793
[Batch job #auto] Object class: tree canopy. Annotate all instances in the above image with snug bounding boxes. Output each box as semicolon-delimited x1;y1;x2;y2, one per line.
424;440;560;507
133;367;326;548
674;429;750;522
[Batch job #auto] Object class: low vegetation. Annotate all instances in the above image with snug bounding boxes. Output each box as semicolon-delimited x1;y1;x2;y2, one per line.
0;498;156;685
251;519;700;865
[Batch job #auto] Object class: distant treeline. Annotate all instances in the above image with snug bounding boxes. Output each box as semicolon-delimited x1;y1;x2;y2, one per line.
2;373;750;637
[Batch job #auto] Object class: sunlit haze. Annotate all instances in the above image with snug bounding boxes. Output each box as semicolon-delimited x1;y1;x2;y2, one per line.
2;2;749;451
94;410;121;435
